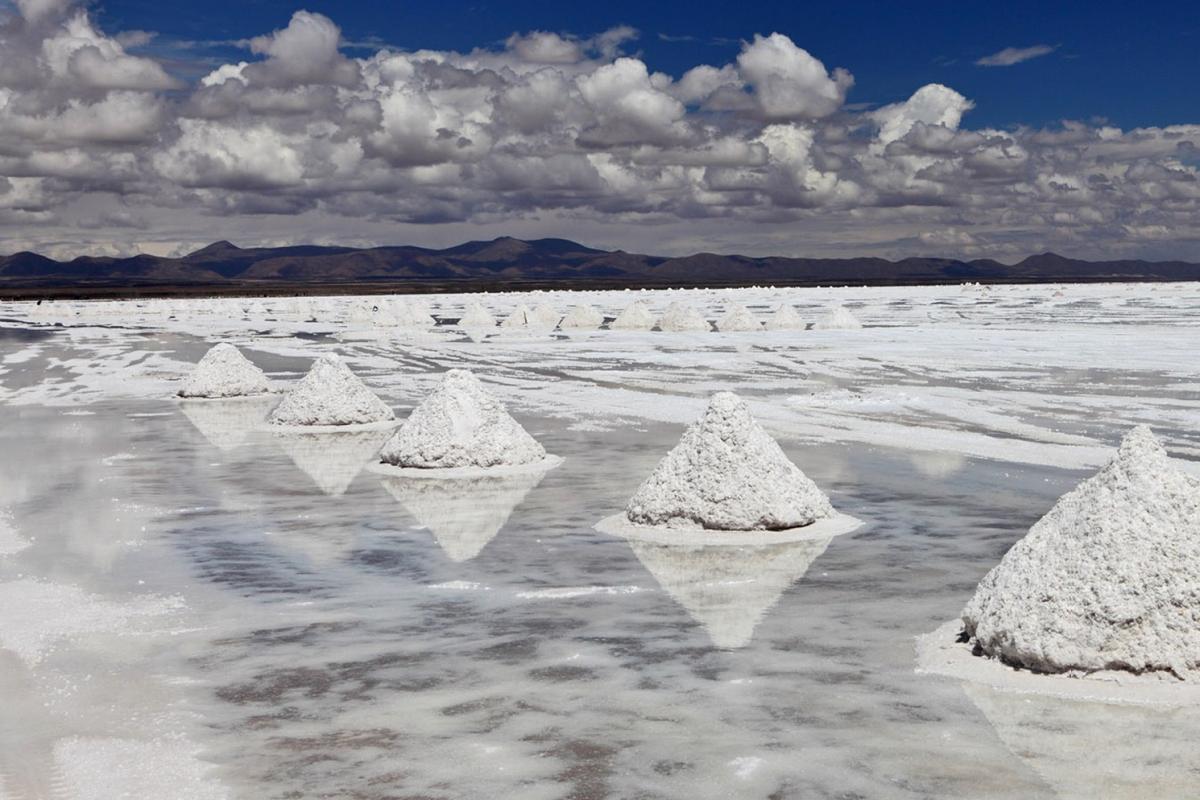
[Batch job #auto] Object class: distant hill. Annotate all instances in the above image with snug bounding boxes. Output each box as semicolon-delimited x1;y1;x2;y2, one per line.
2;237;1198;298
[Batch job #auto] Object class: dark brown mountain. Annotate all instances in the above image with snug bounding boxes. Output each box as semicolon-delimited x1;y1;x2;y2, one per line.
2;238;1198;298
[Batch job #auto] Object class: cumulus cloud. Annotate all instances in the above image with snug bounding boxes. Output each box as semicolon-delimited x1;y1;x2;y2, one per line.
1;3;1197;261
976;44;1058;67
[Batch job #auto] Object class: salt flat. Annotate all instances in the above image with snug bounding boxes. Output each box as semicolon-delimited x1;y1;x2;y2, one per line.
0;282;1197;799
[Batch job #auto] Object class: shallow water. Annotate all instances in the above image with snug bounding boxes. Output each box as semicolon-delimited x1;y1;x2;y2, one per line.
1;285;1199;799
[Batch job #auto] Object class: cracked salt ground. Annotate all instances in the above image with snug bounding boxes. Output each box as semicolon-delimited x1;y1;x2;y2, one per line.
2;284;1200;799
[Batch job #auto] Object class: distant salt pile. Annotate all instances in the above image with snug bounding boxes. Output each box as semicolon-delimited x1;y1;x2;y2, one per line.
378;369;547;469
610;300;656;330
393;300;434;329
559;305;604;330
177;343;270;399
268;353;393;427
458;302;496;328
962;426;1200;677
811;304;862;330
764;305;805;331
657;302;709;332
717;305;762;332
626;392;834;531
500;304;534;329
530;303;561;329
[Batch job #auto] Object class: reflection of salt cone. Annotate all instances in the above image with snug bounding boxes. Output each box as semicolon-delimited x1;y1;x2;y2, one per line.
379;467;549;561
961;680;1200;800
627;538;832;649
275;428;391;496
179;396;276;451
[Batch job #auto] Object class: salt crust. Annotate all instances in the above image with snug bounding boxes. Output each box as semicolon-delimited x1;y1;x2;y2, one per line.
657;302;710;332
623;392;836;531
596;510;862;546
811;304;863;330
377;369;551;470
610;300;656;330
558;305;605;330
177;343;270;398
267;353;394;428
764;305;805;331
717;305;762;332
371;454;562;480
961;426;1200;678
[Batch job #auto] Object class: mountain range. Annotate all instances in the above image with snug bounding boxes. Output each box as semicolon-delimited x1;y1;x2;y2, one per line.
2;237;1199;297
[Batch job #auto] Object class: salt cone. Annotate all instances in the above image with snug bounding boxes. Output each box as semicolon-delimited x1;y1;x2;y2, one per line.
458;302;496;328
267;353;393;427
379;369;546;469
500;305;534;329
962;426;1200;677
657;302;709;332
530;304;561;329
178;343;270;398
811;305;862;330
716;305;762;332
559;305;604;330
626;392;834;531
764;305;805;331
610;300;656;330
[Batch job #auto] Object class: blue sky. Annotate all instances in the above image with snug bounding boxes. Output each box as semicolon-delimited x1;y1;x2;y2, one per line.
1;0;1197;261
103;0;1198;129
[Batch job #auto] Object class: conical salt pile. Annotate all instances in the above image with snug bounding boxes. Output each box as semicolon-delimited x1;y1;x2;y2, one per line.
458;302;495;328
559;305;604;330
178;343;271;398
267;353;394;427
530;303;561;329
764;305;805;331
379;369;546;469
629;538;832;649
610;300;656;330
626;392;834;531
500;305;534;329
812;304;862;330
962;426;1200;677
657;302;709;332
380;468;548;561
717;305;762;332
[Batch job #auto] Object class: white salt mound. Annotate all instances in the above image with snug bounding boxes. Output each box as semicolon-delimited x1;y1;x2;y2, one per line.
610;300;656;330
458;302;496;328
500;305;534;328
267;353;394;427
962;426;1200;677
812;304;862;330
530;303;561;328
559;305;604;330
717;305;762;332
657;302;709;332
764;305;805;331
378;369;546;469
626;392;834;531
177;343;270;398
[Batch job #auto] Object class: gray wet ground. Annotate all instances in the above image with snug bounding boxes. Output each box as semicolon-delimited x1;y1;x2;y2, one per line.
1;324;1198;799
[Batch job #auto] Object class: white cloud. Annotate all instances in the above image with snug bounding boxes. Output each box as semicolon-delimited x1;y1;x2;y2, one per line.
975;44;1058;67
736;33;853;119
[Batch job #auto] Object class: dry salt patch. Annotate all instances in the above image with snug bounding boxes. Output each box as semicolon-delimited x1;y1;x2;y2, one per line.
657;302;710;332
176;343;270;399
610;300;656;330
558;304;604;330
374;369;559;475
515;585;645;600
811;304;863;330
764;304;805;331
598;392;861;544
918;426;1200;705
716;305;762;332
267;353;394;430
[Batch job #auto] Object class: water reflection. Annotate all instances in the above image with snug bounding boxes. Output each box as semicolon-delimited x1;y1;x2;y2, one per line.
179;396;277;452
961;681;1200;800
378;466;552;562
272;428;392;497
626;537;832;649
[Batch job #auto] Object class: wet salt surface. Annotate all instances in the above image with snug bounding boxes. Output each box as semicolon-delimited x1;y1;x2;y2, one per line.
1;284;1199;799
